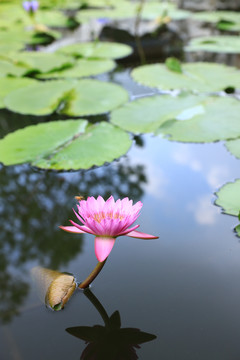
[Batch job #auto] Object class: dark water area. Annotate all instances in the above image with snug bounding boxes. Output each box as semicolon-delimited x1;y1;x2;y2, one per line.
1;13;240;359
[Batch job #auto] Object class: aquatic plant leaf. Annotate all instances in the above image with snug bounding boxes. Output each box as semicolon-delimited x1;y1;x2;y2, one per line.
4;52;74;75
34;122;132;170
157;96;240;142
61;79;128;116
193;11;240;31
225;139;240;159
185;35;240;54
0;120;131;170
0;77;37;108
0;120;87;165
165;57;182;73
215;180;240;216
110;94;203;134
0;60;26;77
57;42;132;59
37;59;115;79
4;80;74;115
4;79;128;116
131;62;240;92
235;224;240;237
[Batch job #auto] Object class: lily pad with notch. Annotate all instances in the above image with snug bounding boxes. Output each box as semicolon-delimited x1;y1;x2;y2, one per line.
0;120;132;170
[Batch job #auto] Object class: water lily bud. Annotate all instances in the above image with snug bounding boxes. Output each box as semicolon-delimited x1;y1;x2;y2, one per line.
31;267;77;311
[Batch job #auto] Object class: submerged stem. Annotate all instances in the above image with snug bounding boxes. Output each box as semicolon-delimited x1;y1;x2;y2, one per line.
78;259;107;289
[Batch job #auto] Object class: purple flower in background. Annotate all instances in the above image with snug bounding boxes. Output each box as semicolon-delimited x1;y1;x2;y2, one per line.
23;1;39;13
97;17;111;25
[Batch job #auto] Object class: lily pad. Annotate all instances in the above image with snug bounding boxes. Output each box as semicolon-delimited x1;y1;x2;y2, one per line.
0;120;132;170
57;42;132;59
131;62;240;92
37;58;115;79
0;77;37;108
215;180;240;216
4;79;128;116
4;80;74;116
185;35;240;54
192;11;240;31
2;52;73;75
110;94;240;142
225;138;240;159
0;59;26;77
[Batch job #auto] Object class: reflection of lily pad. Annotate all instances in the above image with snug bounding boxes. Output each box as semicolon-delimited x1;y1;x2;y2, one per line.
0;120;132;170
215;180;240;216
37;59;116;79
185;35;240;54
58;42;132;59
111;94;240;142
225;139;240;159
5;79;128;116
131;62;240;92
0;77;37;108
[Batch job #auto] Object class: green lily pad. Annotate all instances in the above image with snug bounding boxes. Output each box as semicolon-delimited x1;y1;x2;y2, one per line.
4;80;74;116
5;52;73;74
131;62;240;92
193;11;240;31
0;77;37;108
0;120;132;170
157;96;240;142
4;79;128;116
34;122;132;170
215;180;240;216
37;58;115;79
185;35;240;54
225;138;240;159
0;59;26;77
57;42;132;59
61;79;128;116
111;94;240;142
235;224;240;236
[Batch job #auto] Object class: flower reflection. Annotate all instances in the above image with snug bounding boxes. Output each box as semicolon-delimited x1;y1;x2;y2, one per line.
66;288;156;360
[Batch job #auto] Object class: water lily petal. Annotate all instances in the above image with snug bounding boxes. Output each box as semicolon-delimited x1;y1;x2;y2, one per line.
118;224;140;236
69;220;95;235
59;225;86;233
126;230;159;239
95;237;116;262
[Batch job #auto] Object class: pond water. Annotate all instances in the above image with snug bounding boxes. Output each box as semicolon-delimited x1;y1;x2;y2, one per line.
1;66;240;359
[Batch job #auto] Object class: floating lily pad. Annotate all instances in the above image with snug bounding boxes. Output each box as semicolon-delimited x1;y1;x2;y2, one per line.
0;120;132;170
0;77;37;108
111;94;240;142
5;79;128;116
193;11;240;31
57;42;132;59
0;59;26;77
4;80;74;116
131;62;240;92
215;180;240;216
185;35;240;54
225;138;240;159
235;224;240;236
6;52;73;74
37;58;115;79
61;79;128;116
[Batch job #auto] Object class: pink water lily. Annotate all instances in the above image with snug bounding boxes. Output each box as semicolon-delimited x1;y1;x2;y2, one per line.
60;196;158;262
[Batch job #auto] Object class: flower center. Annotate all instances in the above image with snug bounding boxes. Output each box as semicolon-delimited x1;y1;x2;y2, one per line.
92;211;124;223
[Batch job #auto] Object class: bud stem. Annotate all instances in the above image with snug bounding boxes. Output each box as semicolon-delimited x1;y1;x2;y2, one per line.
79;259;107;289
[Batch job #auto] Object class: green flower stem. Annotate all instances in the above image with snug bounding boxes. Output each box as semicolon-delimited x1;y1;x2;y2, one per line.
83;288;110;326
79;259;107;289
